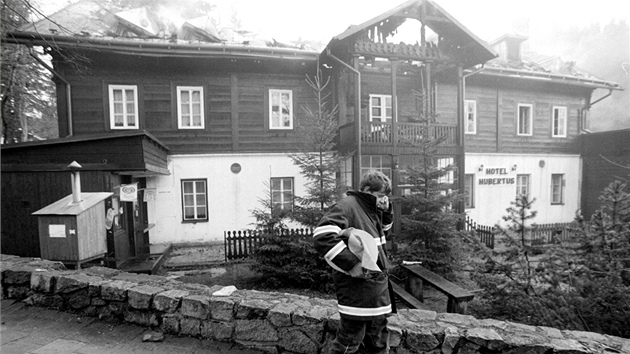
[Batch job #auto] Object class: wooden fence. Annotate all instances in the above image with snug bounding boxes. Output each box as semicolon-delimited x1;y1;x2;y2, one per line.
464;216;495;249
465;216;580;249
530;222;580;245
224;228;313;261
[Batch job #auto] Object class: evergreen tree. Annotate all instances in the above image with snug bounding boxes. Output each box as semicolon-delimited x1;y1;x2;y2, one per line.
289;66;341;228
394;92;470;278
470;182;630;337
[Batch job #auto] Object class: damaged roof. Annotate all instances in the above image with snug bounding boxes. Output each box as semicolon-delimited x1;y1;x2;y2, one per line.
6;0;319;60
478;35;622;91
326;0;498;68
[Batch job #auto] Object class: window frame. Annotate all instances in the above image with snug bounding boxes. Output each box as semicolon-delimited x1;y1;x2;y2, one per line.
517;103;533;136
181;179;209;222
268;89;294;130
464;99;477;134
552;106;567;138
464;174;475;208
361;155;392;180
369;94;393;122
516;174;530;199
177;86;205;129
551;174;564;205
270;177;294;212
108;84;139;130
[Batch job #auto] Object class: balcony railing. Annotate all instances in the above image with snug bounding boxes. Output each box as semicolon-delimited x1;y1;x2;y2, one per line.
339;121;457;147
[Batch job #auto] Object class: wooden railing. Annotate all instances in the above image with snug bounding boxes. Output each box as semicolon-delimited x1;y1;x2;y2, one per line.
224;228;313;261
339;121;457;146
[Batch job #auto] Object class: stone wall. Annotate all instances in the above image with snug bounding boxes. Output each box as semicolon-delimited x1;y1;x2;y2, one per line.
2;254;629;354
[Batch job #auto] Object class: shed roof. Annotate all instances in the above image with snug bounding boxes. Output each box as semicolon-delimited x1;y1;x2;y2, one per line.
33;193;113;216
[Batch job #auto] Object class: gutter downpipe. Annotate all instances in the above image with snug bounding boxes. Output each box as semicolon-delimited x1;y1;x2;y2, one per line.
455;64;484;218
580;88;613;133
327;49;361;189
28;46;73;137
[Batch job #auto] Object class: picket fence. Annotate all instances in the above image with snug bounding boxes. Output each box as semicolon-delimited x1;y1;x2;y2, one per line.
465;216;580;249
223;228;313;261
465;216;496;249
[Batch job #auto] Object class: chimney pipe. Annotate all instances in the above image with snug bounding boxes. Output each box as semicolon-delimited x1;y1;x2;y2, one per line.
68;161;83;203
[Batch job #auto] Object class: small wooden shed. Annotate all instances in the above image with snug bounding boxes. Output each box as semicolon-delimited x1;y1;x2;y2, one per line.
33;192;113;268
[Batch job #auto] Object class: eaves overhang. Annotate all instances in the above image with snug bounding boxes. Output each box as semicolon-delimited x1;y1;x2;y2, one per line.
476;67;623;91
3;32;319;62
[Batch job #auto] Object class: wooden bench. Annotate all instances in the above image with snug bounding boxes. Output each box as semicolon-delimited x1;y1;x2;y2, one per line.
401;264;474;314
390;281;430;310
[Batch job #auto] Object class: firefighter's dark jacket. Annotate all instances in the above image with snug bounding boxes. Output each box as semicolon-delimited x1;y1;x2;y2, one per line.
313;191;394;320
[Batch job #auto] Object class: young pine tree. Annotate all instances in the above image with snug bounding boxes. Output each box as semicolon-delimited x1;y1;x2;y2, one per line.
395;92;469;278
288;66;341;228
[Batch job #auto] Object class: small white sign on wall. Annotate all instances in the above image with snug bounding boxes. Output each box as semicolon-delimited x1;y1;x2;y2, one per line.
49;224;66;238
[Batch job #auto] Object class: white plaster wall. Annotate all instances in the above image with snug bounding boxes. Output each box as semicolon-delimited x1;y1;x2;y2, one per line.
465;153;581;227
146;153;308;244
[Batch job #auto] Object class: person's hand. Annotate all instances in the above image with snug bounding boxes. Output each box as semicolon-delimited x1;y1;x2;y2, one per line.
377;196;389;210
348;262;364;278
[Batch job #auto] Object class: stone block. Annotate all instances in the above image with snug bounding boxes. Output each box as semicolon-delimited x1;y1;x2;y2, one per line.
55;273;103;294
293;305;335;326
91;298;107;306
278;327;318;354
24;293;63;308
405;327;440;352
210;297;236;321
68;292;91;309
268;302;296;327
30;270;59;292
6;285;30;299
162;314;180;333
128;285;164;310
236;298;276;319
180;317;201;336
181;294;211;320
233;340;279;354
203;321;235;341
124;309;159;327
235;319;279;342
2;268;34;285
88;280;110;297
100;280;136;301
153;289;189;313
465;327;505;351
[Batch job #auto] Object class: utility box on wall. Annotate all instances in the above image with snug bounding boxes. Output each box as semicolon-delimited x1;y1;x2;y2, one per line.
33;192;113;267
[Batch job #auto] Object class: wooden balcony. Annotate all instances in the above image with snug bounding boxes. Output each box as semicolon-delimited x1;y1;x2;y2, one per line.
338;121;460;156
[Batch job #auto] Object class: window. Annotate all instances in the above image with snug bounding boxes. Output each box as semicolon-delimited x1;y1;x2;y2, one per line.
551;174;564;204
340;156;353;190
552;106;567;137
369;94;392;122
517;104;532;136
109;85;138;129
177;86;204;129
181;179;208;221
271;177;294;211
464;100;477;134
516;174;530;199
437;157;454;184
361;155;392;179
269;89;293;129
464;174;474;208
